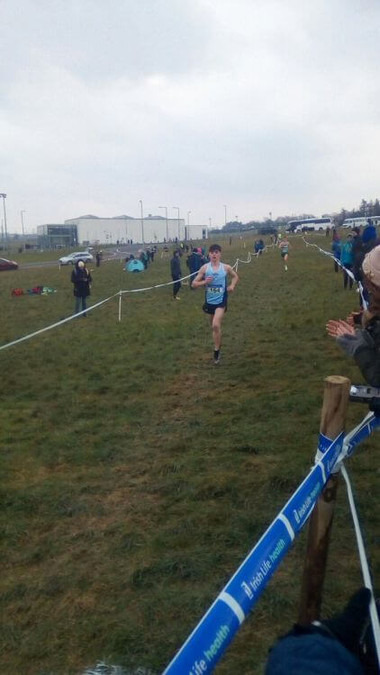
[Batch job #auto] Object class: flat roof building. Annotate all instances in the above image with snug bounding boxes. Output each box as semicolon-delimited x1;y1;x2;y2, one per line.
64;214;208;244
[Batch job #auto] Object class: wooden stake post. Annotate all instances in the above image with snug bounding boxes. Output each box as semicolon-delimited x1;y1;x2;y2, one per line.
298;375;351;625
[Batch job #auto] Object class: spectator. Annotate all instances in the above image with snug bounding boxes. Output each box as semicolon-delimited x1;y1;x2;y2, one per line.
326;244;380;386
362;220;378;256
265;588;374;675
186;247;205;289
332;230;342;273
341;234;354;290
71;260;92;317
352;227;364;282
170;250;182;301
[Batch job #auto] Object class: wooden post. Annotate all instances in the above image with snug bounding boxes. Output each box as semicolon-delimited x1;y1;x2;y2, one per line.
298;375;350;625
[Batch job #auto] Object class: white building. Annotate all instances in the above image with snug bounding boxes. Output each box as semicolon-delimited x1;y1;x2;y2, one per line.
64;214;208;245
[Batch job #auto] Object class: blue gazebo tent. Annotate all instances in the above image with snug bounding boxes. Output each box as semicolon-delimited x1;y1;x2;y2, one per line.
125;259;144;272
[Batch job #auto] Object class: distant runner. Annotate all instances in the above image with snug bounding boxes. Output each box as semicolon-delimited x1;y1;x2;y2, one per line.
192;244;239;364
278;235;290;271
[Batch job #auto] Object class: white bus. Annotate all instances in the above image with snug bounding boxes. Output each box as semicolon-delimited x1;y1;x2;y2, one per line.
286;217;333;233
342;216;380;229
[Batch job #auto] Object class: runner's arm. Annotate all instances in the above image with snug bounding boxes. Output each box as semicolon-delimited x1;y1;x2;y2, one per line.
192;264;212;288
226;265;239;292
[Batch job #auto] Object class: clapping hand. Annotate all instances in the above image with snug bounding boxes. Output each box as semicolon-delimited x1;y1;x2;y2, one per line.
326;319;356;339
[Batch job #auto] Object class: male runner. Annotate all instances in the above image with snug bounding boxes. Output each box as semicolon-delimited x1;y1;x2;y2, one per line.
193;244;239;364
278;235;290;271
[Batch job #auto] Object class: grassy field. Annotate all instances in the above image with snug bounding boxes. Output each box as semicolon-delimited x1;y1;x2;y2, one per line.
0;235;378;675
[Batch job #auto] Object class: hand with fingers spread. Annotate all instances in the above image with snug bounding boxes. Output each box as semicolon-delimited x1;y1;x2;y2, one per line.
326;319;356;339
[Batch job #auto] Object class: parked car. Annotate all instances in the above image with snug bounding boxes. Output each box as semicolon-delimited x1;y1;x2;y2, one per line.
0;257;18;271
58;251;94;266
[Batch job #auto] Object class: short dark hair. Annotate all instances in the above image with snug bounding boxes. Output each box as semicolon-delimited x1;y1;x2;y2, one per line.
209;244;222;253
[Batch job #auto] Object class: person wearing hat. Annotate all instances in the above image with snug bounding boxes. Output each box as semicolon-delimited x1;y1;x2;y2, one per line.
326;244;380;386
361;219;377;254
71;259;92;316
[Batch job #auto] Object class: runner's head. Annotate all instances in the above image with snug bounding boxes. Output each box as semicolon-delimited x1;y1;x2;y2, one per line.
208;244;222;262
209;244;222;253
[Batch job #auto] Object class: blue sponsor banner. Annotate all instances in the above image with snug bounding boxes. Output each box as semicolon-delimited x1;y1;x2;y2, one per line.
224;519;291;615
345;416;380;457
319;431;344;474
282;465;324;533
318;432;333;454
163;600;240;674
163;430;346;675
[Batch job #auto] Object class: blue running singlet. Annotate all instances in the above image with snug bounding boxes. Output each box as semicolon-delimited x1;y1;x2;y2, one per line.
205;262;227;305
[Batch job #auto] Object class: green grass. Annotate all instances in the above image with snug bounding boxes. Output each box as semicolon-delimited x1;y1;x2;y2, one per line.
0;235;378;674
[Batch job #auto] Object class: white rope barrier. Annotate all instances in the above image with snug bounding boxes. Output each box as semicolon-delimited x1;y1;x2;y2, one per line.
341;463;380;670
0;293;120;352
303;237;368;309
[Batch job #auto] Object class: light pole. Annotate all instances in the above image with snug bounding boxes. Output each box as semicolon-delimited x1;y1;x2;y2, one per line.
187;211;191;240
0;194;7;245
139;199;144;245
173;206;180;240
223;204;227;226
159;206;168;242
20;210;26;235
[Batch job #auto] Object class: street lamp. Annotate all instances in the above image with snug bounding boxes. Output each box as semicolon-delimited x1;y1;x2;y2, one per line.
187;211;191;240
139;199;144;245
173;206;180;240
223;204;227;226
159;206;168;242
0;193;7;245
20;210;26;235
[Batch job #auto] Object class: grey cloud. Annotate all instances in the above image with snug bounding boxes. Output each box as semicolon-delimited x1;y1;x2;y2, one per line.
0;0;212;85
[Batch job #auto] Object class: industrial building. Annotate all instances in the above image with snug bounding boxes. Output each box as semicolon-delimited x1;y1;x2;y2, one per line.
64;214;208;245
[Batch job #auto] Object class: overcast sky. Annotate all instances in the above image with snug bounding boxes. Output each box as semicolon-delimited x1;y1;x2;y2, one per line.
1;0;380;233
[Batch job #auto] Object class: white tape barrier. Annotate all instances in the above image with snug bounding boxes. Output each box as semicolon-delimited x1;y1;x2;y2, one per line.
120;271;195;294
0;293;119;352
303;238;368;310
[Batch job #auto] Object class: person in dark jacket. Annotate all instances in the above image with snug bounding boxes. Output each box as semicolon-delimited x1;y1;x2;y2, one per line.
265;588;374;675
186;247;205;289
332;229;342;273
326;244;380;386
71;259;92;316
170;250;182;300
361;220;377;255
352;227;364;282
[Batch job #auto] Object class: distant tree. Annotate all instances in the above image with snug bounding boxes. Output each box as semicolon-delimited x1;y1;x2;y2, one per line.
222;221;243;232
359;199;368;216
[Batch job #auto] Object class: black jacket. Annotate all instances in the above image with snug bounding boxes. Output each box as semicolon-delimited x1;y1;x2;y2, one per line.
170;256;181;278
71;265;92;298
